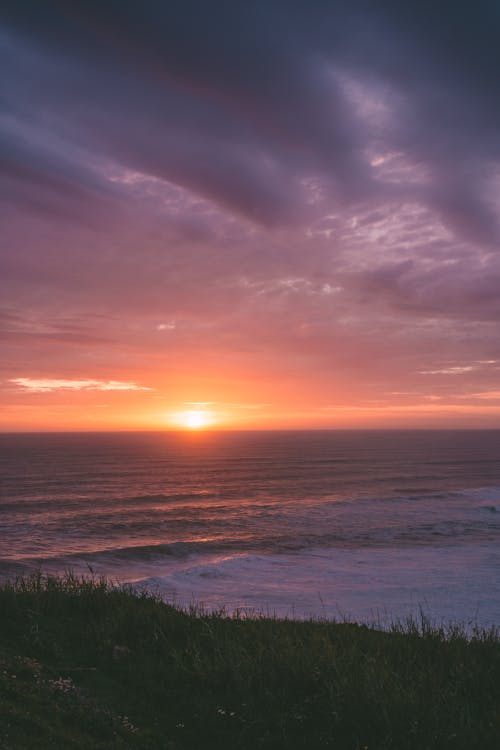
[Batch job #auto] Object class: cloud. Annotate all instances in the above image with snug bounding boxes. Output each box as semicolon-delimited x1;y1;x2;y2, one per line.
461;391;500;401
2;1;500;237
419;367;476;376
10;378;152;393
2;2;500;425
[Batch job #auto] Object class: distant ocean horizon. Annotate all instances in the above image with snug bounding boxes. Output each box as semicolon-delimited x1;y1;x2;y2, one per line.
2;429;500;628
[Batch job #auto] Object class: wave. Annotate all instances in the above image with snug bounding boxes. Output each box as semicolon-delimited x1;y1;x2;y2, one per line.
462;486;500;501
6;512;500;573
4;484;500;578
0;538;249;571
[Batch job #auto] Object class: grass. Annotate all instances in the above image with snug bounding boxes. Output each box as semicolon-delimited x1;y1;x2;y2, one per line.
1;574;500;748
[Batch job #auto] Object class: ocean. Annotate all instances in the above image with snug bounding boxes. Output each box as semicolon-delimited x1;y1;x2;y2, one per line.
2;430;500;628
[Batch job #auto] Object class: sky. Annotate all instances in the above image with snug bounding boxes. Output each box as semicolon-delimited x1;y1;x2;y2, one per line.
2;0;500;431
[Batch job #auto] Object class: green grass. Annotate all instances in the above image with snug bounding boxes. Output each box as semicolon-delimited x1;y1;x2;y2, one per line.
1;574;500;749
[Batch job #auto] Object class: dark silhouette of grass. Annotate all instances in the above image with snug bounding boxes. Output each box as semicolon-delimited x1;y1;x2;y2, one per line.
1;573;500;748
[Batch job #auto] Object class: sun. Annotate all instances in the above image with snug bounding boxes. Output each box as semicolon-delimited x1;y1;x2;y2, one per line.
171;409;213;429
184;410;207;429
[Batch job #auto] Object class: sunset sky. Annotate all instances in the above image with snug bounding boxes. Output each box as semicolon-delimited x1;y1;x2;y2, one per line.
2;1;500;430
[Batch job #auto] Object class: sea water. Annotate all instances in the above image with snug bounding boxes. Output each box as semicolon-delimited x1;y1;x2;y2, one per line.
1;430;500;627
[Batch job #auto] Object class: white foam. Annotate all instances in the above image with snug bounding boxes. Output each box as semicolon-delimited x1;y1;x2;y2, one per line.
462;486;500;504
133;541;500;629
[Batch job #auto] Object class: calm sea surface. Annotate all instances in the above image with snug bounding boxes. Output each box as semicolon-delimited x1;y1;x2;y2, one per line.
2;430;500;626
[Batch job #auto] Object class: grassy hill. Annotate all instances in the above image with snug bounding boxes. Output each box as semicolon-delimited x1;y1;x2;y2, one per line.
1;574;500;749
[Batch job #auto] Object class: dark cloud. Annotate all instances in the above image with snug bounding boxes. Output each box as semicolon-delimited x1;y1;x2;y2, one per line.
2;1;500;234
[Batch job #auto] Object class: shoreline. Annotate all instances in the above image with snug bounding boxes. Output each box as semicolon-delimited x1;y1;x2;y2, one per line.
4;530;500;632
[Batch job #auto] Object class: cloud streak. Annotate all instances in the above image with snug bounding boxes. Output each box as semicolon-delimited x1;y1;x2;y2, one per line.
10;378;152;393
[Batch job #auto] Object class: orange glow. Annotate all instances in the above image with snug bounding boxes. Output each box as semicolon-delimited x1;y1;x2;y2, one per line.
170;409;214;429
4;364;500;431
